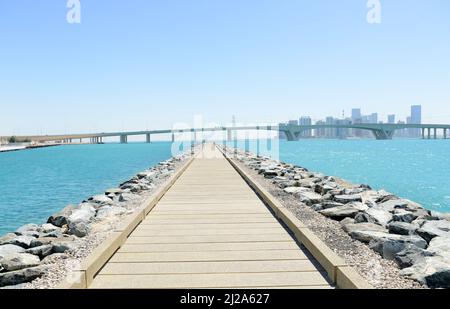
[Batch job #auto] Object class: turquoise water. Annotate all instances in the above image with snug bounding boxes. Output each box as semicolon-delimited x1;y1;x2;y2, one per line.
231;139;450;214
0;143;173;235
1;140;449;236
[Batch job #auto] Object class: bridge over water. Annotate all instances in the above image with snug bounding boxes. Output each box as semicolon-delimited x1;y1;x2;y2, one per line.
2;123;450;144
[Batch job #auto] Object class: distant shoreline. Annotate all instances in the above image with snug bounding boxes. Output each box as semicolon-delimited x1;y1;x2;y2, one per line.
0;144;60;153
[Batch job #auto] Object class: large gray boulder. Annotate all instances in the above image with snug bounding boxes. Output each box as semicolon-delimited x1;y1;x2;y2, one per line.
365;207;393;227
52;240;79;253
68;221;91;237
15;224;40;235
0;244;25;257
388;222;419;235
25;245;53;259
89;195;113;205
47;204;75;227
1;236;36;249
334;194;362;204
369;235;428;260
395;246;435;269
68;204;96;225
283;187;306;194
417;220;450;243
0;233;18;246
96;206;127;219
297;191;324;206
319;203;366;220
342;222;387;234
349;230;427;250
0;265;47;287
427;236;450;260
392;209;418;223
400;256;450;288
0;253;40;272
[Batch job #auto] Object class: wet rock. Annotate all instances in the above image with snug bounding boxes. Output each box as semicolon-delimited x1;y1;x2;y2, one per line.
388;222;418;235
0;265;47;287
0;253;40;271
365;207;393;227
47;205;75;227
417;220;450;243
25;245;53;259
334;194;362;204
342;222;387;234
395;246;435;269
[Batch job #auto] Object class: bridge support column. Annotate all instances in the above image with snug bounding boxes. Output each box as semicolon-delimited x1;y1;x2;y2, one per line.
444;129;447;139
422;128;425;139
434;128;437;139
427;128;431;139
120;135;128;144
146;134;151;143
372;129;395;140
256;126;260;156
171;133;175;143
227;129;232;142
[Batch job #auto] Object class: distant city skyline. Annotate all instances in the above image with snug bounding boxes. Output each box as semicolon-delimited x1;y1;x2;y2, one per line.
280;105;425;139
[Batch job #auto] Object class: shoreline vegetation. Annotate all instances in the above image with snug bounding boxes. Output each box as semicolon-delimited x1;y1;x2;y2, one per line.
0;151;192;288
221;146;450;289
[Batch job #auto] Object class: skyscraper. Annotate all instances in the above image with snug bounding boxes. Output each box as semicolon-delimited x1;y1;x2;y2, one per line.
410;105;422;137
299;116;312;138
388;114;396;124
351;108;362;122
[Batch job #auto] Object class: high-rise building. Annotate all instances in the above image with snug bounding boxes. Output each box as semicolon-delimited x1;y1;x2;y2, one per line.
315;120;326;138
299;116;312;138
388;114;396;124
351;108;362;137
351;108;362;122
369;113;378;124
410;105;422;137
278;122;287;139
325;117;336;138
288;120;299;126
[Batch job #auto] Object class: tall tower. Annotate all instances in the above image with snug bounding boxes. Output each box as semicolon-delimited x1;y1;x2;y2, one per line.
410;105;422;137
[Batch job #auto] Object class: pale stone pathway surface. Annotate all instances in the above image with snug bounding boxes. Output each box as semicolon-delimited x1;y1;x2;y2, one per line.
90;144;333;288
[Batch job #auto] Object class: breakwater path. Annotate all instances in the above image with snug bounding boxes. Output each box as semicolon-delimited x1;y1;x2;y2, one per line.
88;144;335;289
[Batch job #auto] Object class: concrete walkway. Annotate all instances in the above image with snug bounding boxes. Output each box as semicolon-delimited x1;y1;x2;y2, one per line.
90;144;333;288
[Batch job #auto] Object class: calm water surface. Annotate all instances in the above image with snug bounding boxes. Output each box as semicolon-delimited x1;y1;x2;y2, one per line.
237;139;450;214
1;139;449;235
0;143;173;234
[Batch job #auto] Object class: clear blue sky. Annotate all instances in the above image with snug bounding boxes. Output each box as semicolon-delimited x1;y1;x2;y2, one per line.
1;0;449;135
